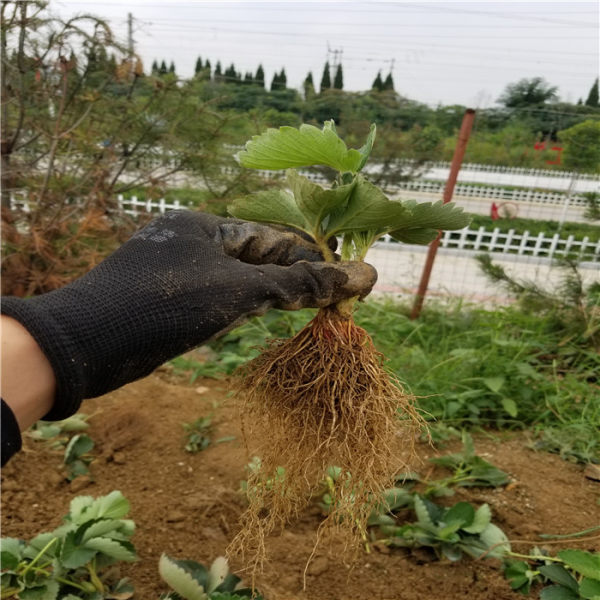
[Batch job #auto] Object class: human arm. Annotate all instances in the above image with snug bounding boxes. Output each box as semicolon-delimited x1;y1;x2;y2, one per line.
1;211;376;464
1;316;55;429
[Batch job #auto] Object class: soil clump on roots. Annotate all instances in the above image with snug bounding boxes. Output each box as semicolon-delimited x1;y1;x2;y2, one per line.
228;307;425;575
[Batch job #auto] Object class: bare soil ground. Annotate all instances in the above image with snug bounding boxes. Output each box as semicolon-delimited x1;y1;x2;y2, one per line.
2;370;598;599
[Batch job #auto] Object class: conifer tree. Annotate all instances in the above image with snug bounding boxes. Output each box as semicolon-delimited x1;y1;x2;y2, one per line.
168;61;176;74
224;63;237;83
279;68;287;89
194;56;203;75
270;71;280;91
214;61;222;82
151;59;158;75
320;61;331;92
255;64;265;88
159;60;168;75
333;64;343;89
585;78;599;107
383;72;394;91
204;59;211;77
372;71;383;92
303;71;315;99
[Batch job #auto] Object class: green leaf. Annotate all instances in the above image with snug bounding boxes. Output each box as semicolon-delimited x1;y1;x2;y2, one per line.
540;585;580;600
80;519;130;543
483;376;505;393
236;121;363;173
461;432;475;458
158;554;209;600
23;534;59;561
380;487;414;512
207;556;231;592
64;434;94;464
229;189;310;236
286;169;355;237
391;228;439;245
413;495;436;530
29;424;62;439
60;531;96;569
558;550;600;580
84;537;137;562
67;459;90;479
19;581;59;600
444;502;475;528
357;123;377;172
68;495;95;522
503;560;532;591
0;538;23;568
479;523;510;558
501;397;519;418
463;504;492;534
580;577;600;599
87;491;131;521
441;542;463;561
467;459;511;487
539;564;579;592
389;200;470;233
327;176;411;235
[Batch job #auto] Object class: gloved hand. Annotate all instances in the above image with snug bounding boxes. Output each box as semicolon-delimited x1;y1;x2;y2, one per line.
1;211;377;420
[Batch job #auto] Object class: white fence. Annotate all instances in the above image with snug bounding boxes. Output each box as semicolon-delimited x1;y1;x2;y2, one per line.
422;160;600;181
9;193;598;263
115;195;190;216
219;166;591;208
379;228;599;264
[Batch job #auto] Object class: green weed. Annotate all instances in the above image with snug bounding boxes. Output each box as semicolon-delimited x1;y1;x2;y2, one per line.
173;298;599;448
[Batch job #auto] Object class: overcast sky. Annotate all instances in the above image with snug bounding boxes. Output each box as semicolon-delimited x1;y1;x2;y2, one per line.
53;0;599;108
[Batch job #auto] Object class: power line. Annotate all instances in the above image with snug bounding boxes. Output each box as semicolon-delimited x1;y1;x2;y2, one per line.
146;17;598;29
145;24;598;39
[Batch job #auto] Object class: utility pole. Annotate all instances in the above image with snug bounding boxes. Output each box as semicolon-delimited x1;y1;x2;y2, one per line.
127;12;134;80
328;46;343;71
410;109;476;320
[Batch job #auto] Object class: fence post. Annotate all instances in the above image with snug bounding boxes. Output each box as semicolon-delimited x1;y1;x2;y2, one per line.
411;109;475;320
548;233;560;260
578;236;589;261
558;173;578;230
532;232;545;257
518;231;530;256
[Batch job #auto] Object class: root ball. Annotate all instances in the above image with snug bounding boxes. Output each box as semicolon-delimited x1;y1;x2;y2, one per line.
228;307;424;573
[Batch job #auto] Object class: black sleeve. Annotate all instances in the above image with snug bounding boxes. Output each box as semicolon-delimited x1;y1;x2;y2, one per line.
1;399;22;466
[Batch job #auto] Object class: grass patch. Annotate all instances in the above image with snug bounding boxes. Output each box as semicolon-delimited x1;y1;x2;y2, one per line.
467;215;600;241
174;299;599;462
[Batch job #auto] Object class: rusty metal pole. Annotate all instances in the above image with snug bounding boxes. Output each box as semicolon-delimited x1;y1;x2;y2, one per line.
410;108;476;320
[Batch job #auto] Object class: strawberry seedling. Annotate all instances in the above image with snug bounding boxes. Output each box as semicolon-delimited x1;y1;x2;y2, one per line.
63;433;95;481
372;494;510;562
159;555;261;600
503;548;600;598
227;121;470;569
182;417;213;453
0;491;136;599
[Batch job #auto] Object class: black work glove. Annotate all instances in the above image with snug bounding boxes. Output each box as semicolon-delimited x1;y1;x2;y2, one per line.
1;211;376;420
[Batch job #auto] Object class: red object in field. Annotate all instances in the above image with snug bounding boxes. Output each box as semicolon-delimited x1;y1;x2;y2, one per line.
547;146;563;165
491;202;499;220
534;141;546;150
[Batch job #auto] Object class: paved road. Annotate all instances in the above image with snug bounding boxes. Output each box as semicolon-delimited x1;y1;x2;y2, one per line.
414;167;598;193
391;189;588;223
366;243;599;305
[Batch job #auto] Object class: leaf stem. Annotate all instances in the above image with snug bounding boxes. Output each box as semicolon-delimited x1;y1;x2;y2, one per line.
20;537;58;578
